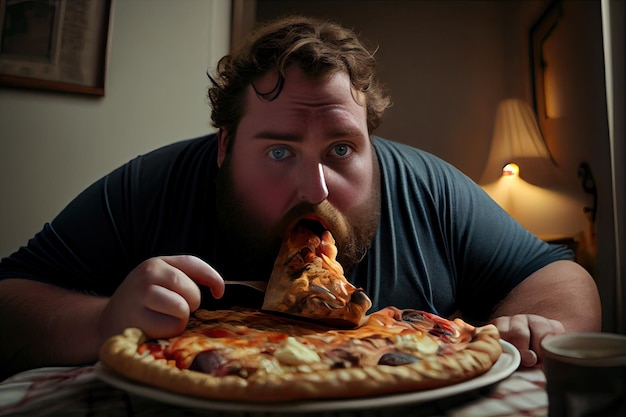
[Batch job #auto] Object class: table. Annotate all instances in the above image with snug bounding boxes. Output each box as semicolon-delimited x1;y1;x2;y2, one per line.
0;366;547;417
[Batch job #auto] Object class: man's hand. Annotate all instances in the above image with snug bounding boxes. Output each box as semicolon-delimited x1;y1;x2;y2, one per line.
490;314;565;367
488;261;600;368
99;255;226;343
0;256;227;378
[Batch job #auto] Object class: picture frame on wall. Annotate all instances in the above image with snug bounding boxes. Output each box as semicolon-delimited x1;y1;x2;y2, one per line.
529;0;562;136
0;0;112;96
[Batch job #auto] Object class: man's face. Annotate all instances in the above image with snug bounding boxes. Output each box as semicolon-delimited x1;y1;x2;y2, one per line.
216;67;380;274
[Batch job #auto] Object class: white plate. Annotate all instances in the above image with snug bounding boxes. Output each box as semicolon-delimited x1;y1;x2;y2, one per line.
95;340;520;413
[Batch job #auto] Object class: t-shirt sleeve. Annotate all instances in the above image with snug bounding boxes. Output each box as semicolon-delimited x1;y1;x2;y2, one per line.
0;165;135;293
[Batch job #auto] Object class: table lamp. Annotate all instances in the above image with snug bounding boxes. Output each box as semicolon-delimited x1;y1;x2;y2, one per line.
479;98;586;239
479;98;559;186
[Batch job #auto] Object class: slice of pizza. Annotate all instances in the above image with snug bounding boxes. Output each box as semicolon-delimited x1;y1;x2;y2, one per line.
262;218;372;327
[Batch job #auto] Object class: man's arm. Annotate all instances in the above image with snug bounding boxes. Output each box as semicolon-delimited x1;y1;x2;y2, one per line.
489;260;601;366
0;279;107;379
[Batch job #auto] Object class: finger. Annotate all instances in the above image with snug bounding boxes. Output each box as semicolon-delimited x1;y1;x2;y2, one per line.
500;315;531;350
519;349;538;367
147;259;204;312
160;255;226;299
143;284;191;320
490;316;510;335
492;315;536;366
526;316;551;354
138;308;189;339
527;316;565;361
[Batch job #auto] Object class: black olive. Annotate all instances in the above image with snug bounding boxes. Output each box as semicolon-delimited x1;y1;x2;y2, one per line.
401;310;428;324
378;351;420;366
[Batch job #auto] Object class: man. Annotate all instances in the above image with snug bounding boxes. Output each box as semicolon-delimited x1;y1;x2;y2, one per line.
0;16;600;379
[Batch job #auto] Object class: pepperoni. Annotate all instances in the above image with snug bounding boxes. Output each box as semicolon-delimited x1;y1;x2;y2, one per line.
202;328;233;338
189;350;227;375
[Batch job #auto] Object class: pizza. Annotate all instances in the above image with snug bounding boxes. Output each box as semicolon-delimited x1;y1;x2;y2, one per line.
262;218;372;327
99;218;502;402
99;307;502;402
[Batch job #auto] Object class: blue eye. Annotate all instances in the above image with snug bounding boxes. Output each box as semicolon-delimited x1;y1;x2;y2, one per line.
269;147;289;160
332;144;351;157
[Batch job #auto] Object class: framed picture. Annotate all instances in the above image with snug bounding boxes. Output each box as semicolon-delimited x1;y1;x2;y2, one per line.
0;0;112;96
529;0;562;135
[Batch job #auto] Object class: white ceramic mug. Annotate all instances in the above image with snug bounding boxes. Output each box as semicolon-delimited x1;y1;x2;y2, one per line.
541;332;626;417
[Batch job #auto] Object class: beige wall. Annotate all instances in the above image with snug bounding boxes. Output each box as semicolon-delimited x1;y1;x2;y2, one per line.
0;0;231;258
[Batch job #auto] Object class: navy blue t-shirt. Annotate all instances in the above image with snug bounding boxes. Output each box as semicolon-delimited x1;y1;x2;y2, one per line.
0;134;572;319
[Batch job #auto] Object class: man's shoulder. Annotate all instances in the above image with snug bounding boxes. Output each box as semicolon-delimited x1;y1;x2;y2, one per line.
107;133;219;190
142;133;218;157
129;133;218;170
372;136;456;173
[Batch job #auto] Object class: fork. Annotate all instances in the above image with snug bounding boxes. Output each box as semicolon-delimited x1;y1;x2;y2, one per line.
223;280;268;292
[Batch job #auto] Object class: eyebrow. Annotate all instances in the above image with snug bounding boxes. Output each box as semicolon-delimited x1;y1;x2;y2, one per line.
252;131;301;142
253;128;363;142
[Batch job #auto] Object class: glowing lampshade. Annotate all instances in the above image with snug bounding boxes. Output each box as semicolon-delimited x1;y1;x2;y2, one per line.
479;98;556;185
479;98;585;237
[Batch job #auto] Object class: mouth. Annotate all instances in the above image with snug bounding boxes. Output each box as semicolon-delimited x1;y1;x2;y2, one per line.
290;216;329;238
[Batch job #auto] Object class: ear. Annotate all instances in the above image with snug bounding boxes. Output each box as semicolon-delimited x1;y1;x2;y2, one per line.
217;128;229;168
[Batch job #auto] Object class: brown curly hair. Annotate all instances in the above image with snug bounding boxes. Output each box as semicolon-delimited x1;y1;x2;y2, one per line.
207;16;391;142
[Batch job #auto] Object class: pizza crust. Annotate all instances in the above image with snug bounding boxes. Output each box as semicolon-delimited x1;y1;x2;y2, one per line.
99;312;502;402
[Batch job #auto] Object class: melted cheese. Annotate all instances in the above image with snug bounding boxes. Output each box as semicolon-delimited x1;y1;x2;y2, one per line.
395;333;440;356
274;337;321;365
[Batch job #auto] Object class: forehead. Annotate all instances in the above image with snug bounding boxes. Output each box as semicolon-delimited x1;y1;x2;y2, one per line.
246;67;366;118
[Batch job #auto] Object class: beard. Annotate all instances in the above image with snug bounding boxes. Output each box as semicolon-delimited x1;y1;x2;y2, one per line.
214;149;381;281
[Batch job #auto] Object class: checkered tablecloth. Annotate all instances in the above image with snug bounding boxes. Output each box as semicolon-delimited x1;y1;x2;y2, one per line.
0;366;547;417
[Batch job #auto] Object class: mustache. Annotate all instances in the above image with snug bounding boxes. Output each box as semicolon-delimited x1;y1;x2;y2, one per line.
275;201;349;240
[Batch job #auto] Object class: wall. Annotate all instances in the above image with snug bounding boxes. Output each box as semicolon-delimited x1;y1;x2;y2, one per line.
0;0;231;258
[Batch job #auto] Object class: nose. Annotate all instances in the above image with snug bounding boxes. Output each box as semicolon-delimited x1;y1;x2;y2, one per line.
298;162;329;204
